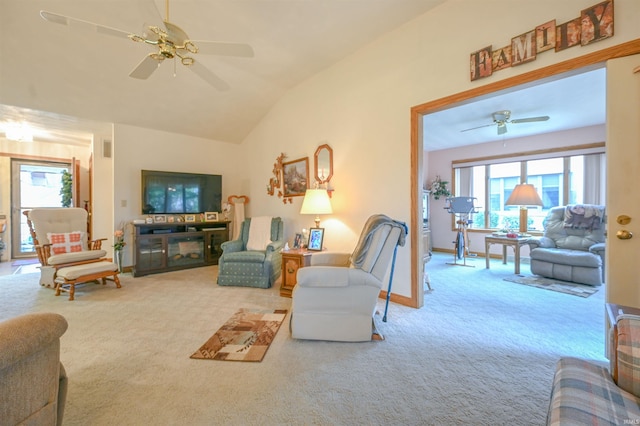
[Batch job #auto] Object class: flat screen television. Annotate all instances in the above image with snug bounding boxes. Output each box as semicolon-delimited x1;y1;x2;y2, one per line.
141;170;222;215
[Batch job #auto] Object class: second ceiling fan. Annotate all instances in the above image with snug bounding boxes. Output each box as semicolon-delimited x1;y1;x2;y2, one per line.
40;0;254;91
461;110;550;135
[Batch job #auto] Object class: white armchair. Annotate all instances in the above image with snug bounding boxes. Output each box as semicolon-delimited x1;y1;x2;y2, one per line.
25;208;107;287
291;214;407;342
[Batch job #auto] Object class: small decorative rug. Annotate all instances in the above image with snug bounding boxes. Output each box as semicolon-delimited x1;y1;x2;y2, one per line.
190;308;288;362
11;259;39;266
503;275;599;298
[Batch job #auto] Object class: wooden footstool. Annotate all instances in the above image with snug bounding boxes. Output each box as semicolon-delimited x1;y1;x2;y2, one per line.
54;262;121;301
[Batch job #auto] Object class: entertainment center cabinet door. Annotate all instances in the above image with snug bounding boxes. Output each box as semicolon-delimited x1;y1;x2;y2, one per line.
135;235;167;276
204;229;227;264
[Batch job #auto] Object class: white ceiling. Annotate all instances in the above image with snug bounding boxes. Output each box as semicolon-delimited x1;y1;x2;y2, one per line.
423;67;606;151
0;0;445;145
1;1;607;149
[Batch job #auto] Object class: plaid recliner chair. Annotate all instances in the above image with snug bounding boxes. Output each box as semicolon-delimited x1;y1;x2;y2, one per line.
217;217;284;288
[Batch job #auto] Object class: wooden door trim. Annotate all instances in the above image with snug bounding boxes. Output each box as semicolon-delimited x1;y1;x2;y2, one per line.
406;38;640;309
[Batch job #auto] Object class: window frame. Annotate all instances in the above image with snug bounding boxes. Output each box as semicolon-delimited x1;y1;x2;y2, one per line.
450;142;605;232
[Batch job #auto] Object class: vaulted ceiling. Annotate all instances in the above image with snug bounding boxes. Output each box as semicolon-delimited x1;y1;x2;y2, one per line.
0;0;445;145
1;1;607;150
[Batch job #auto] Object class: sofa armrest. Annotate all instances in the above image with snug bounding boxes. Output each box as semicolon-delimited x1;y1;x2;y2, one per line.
527;236;555;249
221;239;243;253
613;314;640;397
589;242;605;256
266;240;284;252
310;252;351;267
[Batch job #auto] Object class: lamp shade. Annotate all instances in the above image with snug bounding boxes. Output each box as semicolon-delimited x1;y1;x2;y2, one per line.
300;189;332;228
505;183;542;233
505;184;543;207
300;189;333;215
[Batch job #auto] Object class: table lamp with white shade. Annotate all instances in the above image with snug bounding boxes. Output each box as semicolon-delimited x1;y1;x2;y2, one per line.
300;188;333;228
505;183;543;233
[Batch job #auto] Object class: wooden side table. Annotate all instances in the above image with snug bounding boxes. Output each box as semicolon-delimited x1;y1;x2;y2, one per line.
484;235;530;275
280;249;313;297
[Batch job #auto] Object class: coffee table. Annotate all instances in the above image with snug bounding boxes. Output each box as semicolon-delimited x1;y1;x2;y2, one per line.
484;235;530;275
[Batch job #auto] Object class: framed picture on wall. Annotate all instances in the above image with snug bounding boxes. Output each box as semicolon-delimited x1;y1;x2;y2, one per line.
282;157;309;197
307;228;324;251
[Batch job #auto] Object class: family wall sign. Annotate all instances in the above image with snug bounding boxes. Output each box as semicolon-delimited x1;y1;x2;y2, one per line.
470;0;614;81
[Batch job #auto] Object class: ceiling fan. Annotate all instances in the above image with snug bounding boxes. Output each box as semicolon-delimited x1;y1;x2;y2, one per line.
461;110;550;135
40;0;254;91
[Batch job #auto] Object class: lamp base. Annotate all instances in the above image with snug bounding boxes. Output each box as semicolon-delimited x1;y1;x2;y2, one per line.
519;208;528;234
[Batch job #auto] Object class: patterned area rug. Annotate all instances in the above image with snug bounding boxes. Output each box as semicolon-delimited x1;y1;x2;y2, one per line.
503;275;600;298
190;308;288;362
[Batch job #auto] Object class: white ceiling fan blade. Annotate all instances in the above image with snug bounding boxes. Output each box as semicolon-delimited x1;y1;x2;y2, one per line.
189;61;230;91
461;123;495;132
511;116;550;124
129;55;162;79
192;41;255;58
40;10;132;40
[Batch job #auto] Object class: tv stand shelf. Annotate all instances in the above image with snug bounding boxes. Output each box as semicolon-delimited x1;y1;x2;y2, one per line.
133;221;230;277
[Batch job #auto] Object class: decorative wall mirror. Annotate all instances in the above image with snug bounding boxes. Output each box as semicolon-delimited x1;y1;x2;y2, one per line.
314;144;333;186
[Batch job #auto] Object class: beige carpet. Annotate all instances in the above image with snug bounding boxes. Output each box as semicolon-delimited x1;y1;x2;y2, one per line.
503;275;600;298
0;254;607;425
191;308;288;362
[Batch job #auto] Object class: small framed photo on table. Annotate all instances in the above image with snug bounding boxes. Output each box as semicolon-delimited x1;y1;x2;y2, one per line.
205;212;219;222
293;233;303;249
307;228;324;251
153;215;166;223
184;214;196;223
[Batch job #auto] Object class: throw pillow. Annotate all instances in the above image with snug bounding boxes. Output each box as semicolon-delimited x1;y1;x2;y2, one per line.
47;231;85;255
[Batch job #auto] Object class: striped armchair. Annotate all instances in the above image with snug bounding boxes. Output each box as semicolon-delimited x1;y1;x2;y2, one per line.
547;314;640;425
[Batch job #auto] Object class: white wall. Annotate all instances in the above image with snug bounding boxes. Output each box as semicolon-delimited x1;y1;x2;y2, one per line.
236;0;640;299
112;124;244;267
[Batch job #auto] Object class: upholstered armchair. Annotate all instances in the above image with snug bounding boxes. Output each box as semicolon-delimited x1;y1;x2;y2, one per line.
217;216;284;288
0;312;68;426
527;204;605;286
25;208;107;287
291;214;407;342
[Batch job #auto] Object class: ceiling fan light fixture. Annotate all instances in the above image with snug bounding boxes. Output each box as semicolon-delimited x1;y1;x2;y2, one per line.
181;57;195;66
492;110;511;123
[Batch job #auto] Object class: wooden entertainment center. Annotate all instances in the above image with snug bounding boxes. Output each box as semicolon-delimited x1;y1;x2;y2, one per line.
133;221;230;277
